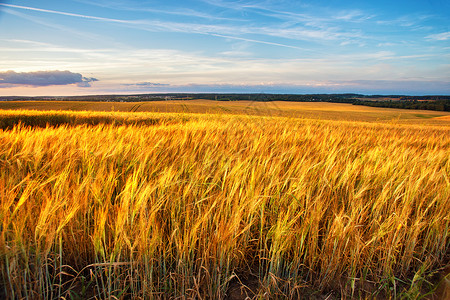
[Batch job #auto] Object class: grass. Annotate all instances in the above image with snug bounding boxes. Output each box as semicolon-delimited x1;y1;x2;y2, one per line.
0;107;449;299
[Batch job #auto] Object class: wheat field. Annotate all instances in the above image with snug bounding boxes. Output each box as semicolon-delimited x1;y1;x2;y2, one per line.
0;107;449;299
1;100;449;125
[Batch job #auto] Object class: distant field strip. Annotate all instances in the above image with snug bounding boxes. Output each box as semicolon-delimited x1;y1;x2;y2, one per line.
1;100;449;124
0;109;449;298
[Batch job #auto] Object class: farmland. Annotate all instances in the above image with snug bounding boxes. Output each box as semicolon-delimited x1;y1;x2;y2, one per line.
0;99;449;124
0;101;449;299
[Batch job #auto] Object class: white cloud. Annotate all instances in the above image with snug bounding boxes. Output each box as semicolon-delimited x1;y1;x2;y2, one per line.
123;82;170;87
426;32;450;41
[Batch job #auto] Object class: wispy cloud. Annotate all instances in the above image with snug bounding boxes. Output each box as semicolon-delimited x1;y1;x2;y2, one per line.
0;39;114;55
1;7;106;42
1;3;329;51
207;33;308;50
0;2;372;50
426;31;450;41
375;14;433;28
123;82;170;87
0;39;51;47
74;0;244;22
201;0;374;25
0;3;139;24
257;26;364;42
334;10;375;22
202;0;438;47
199;1;375;46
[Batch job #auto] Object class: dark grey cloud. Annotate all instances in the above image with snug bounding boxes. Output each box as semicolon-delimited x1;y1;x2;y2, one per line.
0;70;99;87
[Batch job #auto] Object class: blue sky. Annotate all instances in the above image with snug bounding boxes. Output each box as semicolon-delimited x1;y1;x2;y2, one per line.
0;0;449;95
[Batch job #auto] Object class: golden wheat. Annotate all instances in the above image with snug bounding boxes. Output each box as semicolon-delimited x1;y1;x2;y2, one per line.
0;109;448;298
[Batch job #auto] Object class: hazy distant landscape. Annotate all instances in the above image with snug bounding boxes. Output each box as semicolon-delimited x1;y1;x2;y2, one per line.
2;93;450;112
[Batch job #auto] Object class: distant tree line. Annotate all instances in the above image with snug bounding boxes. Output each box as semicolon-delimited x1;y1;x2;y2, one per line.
353;99;450;111
175;93;359;102
361;95;449;101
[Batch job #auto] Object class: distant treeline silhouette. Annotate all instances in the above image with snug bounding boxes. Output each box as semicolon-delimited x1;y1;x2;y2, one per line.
353;99;450;111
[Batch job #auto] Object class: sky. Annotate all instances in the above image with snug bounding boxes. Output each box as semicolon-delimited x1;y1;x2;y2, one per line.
0;0;449;96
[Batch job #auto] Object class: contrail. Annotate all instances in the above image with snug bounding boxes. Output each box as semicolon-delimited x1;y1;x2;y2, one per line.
0;3;305;51
208;33;307;51
0;3;138;24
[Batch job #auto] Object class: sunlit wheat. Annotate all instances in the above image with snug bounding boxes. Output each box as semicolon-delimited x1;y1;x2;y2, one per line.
0;109;448;298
